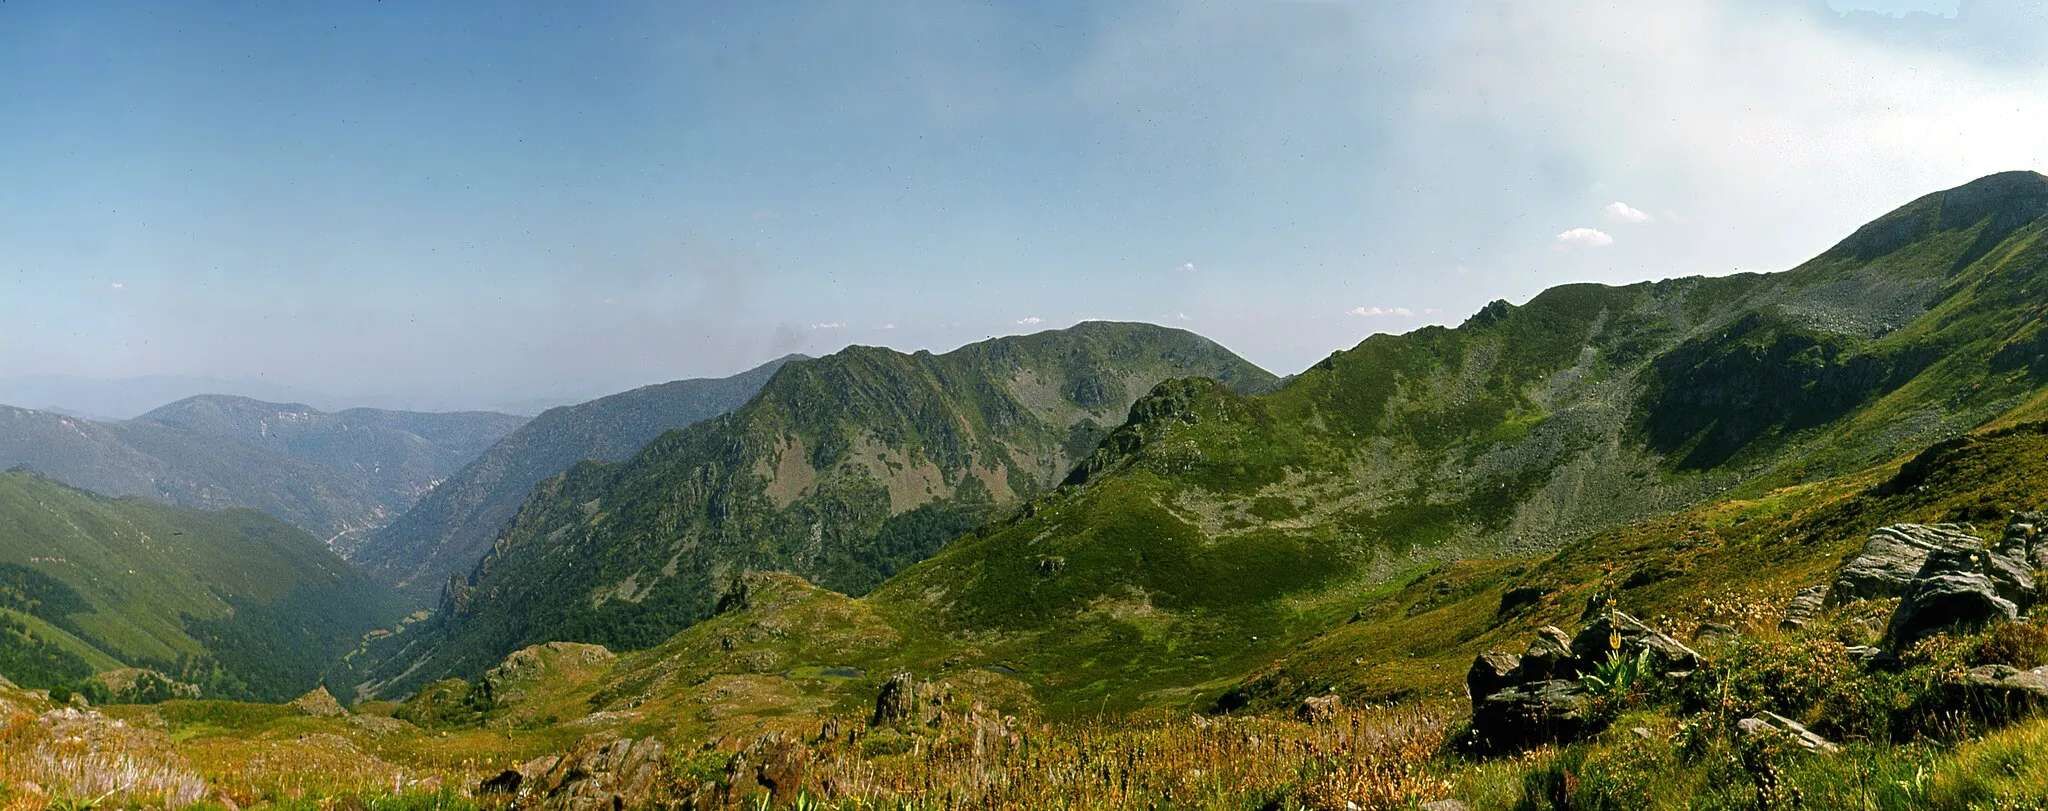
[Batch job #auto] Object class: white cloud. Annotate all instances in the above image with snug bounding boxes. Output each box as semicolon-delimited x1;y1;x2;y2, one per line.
807;322;845;330
876;323;897;330
1175;312;1193;321
1555;227;1614;248
1604;202;1652;223
1177;262;1196;273
108;282;124;291
1347;306;1414;317
1015;316;1044;325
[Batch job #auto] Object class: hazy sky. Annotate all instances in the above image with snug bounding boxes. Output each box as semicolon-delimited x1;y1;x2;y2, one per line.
3;0;2044;410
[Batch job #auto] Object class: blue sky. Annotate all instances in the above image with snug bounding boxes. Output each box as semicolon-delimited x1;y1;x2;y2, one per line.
2;1;2044;410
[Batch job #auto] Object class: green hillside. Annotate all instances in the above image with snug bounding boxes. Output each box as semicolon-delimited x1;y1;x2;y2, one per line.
848;170;2048;709
0;470;408;701
345;355;801;602
359;322;1276;697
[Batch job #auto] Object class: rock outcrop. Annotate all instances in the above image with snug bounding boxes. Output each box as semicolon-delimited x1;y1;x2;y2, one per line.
1472;680;1595;748
512;736;666;811
1832;524;1979;602
289;686;348;718
1735;711;1840;753
1297;694;1343;723
1569;611;1703;676
1781;585;1828;631
1466;651;1521;701
1886;545;2021;647
1466;609;1696;750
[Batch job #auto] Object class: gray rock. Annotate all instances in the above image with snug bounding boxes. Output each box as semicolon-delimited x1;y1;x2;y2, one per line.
1887;571;2019;647
521;736;664;811
1519;625;1578;681
1965;664;2048;717
1421;801;1471;811
1693;622;1741;647
872;672;920;726
1844;645;1887;666
1833;523;1980;602
1298;694;1343;723
1919;543;2036;609
1735;711;1840;753
1781;584;1829;631
1570;611;1703;676
1471;680;1596;750
1467;651;1522;702
2000;511;2044;563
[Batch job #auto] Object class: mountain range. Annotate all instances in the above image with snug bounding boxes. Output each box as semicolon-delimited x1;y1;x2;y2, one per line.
9;171;2048;809
360;322;1277;696
0;397;527;546
362;169;2048;706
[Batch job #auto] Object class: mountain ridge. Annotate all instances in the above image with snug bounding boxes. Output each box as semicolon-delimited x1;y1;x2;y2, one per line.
359;321;1276;696
345;355;805;599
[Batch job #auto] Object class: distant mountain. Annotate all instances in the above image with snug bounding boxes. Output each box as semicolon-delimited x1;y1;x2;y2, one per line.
345;356;804;600
0;470;407;701
361;322;1277;695
0;374;335;421
0;398;525;544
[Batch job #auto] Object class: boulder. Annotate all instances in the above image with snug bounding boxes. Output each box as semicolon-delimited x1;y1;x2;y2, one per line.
1964;664;2048;718
1833;523;1979;602
1519;626;1578;681
1297;694;1343;723
1569;611;1702;676
288;686;347;718
1466;651;1522;702
1471;680;1596;750
1843;645;1887;666
1887;571;2018;647
1422;801;1471;811
1693;622;1740;647
1781;585;1829;631
1735;711;1839;753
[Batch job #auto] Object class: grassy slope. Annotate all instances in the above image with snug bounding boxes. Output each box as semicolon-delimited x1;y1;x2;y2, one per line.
836;172;2048;713
359;321;1278;697
0;470;408;700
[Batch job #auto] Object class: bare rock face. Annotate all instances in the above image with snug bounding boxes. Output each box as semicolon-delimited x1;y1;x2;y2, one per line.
1833;524;1979;602
289;686;348;718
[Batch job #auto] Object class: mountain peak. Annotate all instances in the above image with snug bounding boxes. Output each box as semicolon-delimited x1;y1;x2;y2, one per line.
1827;169;2048;262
